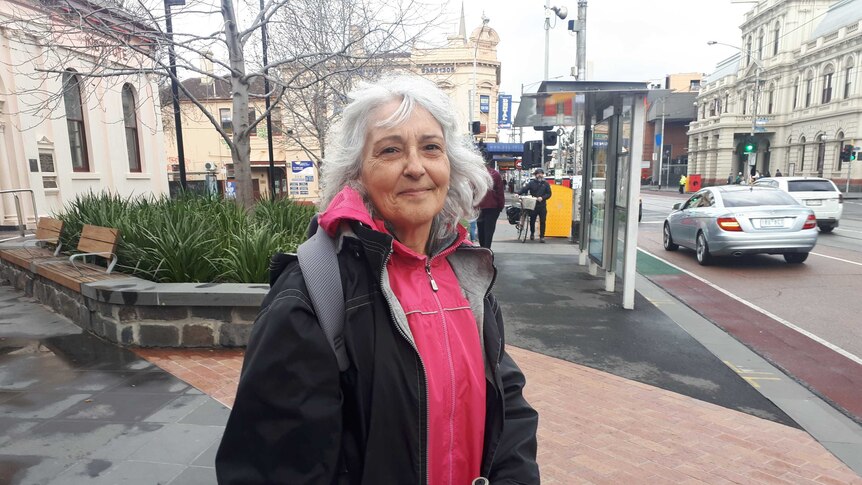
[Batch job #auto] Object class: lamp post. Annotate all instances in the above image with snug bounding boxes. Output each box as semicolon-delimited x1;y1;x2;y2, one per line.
544;2;568;80
259;0;276;199
708;40;763;184
164;0;187;190
470;14;490;139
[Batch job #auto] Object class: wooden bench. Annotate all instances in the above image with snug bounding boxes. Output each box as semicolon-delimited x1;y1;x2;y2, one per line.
0;217;64;270
35;224;124;292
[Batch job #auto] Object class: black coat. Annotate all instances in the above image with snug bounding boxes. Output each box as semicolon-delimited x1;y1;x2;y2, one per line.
215;222;540;484
519;179;552;207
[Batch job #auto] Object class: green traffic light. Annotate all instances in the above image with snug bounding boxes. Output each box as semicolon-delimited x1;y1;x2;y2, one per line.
744;144;754;153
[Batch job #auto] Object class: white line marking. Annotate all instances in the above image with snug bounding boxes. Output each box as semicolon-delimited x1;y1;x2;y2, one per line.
835;228;862;235
810;251;862;267
638;248;862;366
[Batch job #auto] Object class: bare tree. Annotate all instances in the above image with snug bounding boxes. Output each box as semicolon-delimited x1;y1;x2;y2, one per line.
2;0;442;208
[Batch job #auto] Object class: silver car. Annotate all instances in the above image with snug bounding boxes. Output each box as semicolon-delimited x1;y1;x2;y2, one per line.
663;186;818;265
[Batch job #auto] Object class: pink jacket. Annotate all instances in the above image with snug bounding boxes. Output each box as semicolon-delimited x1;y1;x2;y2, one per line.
319;187;487;485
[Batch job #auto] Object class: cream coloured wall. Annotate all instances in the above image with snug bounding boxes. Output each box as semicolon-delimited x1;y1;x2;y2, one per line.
0;1;168;227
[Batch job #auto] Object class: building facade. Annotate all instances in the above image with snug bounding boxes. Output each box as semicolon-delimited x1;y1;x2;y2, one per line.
689;0;862;190
0;0;168;228
164;12;502;201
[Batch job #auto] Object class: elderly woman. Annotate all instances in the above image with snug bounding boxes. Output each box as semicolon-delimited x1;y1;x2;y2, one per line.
216;75;539;484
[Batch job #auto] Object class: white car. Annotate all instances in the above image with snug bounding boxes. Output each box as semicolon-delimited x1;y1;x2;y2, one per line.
753;177;843;232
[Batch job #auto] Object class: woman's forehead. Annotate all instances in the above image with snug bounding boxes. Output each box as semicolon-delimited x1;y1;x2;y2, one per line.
367;101;443;137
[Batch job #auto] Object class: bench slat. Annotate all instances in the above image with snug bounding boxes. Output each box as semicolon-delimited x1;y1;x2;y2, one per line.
0;248;61;270
78;225;119;255
36;260;124;292
34;217;63;242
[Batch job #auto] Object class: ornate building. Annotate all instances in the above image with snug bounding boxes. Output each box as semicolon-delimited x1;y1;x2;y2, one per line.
0;0;168;228
689;0;862;190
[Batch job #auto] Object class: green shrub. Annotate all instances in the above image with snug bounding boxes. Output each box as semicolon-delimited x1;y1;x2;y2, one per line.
54;191;315;284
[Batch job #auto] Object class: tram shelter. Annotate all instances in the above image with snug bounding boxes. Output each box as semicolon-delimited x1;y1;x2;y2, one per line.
513;81;649;309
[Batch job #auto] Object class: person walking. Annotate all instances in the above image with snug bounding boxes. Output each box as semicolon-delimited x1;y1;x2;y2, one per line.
775;168;783;177
679;174;688;194
477;152;505;249
216;75;539;485
727;171;734;184
519;167;552;242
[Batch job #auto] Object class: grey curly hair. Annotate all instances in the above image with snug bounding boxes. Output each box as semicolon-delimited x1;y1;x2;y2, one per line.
317;75;492;242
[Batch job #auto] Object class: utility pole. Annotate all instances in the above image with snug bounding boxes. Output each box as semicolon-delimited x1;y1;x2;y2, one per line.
470;14;489;138
164;0;187;190
576;1;587;80
747;65;761;184
657;97;666;189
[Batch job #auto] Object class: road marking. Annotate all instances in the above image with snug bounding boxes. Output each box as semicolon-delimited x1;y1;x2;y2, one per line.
724;361;782;389
638;248;862;366
810;251;862;267
639;221;664;224
835;228;862;235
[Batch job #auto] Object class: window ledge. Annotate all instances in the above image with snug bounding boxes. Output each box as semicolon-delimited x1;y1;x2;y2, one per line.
44;188;60;195
126;173;151;180
70;173;101;180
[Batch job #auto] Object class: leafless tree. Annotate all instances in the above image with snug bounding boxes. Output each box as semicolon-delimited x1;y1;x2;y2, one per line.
2;0;443;208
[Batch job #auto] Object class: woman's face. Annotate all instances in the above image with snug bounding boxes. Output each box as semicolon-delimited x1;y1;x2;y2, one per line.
360;100;450;238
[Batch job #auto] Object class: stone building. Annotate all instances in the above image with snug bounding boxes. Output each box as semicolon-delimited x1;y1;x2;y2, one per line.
689;0;862;190
0;0;168;229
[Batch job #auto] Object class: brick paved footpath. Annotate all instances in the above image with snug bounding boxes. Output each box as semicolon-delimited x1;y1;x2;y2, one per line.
135;346;862;484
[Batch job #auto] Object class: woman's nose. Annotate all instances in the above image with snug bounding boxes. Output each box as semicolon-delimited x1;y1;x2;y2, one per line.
403;148;426;178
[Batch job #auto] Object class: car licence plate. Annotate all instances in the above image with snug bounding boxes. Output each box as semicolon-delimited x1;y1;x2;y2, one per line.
759;218;785;228
806;199;823;206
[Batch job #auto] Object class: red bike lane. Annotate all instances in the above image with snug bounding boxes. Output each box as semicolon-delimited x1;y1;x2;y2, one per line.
638;251;862;424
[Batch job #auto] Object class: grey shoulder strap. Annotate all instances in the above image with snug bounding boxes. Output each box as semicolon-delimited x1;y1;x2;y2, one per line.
297;227;348;372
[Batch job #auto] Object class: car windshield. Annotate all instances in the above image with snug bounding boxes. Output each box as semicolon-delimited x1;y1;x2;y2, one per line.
787;180;836;192
722;190;799;207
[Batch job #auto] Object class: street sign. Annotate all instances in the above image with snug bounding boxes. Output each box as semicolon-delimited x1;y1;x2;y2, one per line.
754;127;766;133
755;117;769;125
748;153;757;166
515;160;522;169
480;95;490;113
497;95;512;128
655;134;662;145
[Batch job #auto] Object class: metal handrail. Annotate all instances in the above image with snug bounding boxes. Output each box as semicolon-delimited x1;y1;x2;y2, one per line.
0;189;38;238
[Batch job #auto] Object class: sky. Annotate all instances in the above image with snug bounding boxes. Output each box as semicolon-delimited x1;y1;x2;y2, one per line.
449;0;755;97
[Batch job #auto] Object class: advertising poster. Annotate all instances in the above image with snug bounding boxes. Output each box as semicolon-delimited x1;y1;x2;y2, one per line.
289;160;316;198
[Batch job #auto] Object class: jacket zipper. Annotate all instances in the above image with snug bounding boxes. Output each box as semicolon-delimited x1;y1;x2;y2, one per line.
380;247;431;485
426;256;457;485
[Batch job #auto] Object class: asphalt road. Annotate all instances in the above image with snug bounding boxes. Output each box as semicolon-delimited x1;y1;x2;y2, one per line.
637;191;862;362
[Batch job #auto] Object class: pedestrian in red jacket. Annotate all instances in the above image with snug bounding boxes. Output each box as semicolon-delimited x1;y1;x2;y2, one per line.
476;151;505;249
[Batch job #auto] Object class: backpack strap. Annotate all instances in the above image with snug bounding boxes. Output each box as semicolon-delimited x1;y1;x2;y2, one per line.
297;225;349;372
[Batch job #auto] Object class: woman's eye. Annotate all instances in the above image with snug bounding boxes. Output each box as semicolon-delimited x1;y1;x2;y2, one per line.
424;144;442;151
380;147;399;154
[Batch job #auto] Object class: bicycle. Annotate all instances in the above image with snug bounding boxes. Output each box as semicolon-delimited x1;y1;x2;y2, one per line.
516;196;537;243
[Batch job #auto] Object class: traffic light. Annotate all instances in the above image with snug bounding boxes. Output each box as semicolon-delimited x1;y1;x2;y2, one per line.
841;144;856;162
470;121;481;135
543;131;558;146
522;140;543;169
743;137;757;154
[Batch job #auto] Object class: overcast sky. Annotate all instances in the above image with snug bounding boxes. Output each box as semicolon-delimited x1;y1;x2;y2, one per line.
451;0;755;97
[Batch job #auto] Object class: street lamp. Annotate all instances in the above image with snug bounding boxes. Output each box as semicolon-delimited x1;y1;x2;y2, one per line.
164;0;187;190
708;40;764;184
544;2;568;80
470;14;490;138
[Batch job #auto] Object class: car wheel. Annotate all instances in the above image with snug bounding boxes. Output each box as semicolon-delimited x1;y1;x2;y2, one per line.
784;252;809;264
818;225;835;234
696;232;713;266
663;223;678;251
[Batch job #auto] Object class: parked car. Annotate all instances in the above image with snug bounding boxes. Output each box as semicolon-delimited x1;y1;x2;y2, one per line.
663;186;818;265
753;176;843;232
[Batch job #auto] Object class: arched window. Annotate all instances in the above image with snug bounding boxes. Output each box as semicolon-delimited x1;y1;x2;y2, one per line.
766;83;775;114
757;29;765;60
792;77;799;109
746;36;753;66
62;70;89;172
804;70;814;107
822;64;835;104
121;84;142;173
845;57;855;99
772;22;781;56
